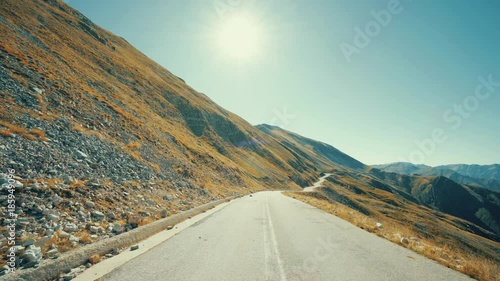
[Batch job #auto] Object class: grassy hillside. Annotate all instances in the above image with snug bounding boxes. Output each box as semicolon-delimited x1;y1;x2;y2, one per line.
256;124;365;171
0;0;331;270
0;0;329;193
284;166;500;280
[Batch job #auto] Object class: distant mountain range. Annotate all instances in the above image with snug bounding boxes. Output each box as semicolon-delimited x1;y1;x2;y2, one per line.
259;126;500;239
373;163;500;192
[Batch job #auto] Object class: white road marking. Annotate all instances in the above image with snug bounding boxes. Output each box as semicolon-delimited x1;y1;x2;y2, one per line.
265;195;287;281
263;199;271;279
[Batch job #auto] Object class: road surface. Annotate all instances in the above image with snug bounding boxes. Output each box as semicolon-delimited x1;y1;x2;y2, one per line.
100;191;471;281
303;173;332;192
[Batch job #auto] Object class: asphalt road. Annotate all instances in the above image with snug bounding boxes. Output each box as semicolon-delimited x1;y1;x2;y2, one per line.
303;173;332;192
100;191;471;281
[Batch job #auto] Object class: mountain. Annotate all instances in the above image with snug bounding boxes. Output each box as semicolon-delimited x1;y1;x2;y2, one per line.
373;162;500;191
0;0;335;269
1;0;499;275
373;162;429;174
257;128;500;238
436;164;500;182
0;0;330;194
367;168;500;238
255;124;365;171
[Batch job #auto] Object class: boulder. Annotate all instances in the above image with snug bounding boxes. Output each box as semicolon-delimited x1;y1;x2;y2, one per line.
64;223;78;233
89;226;99;233
91;211;105;220
75;150;88;159
112;223;122;233
400;237;409;245
46;214;59;221
22;238;35;247
59;231;70;239
84;201;95;209
22;245;42;264
45;248;60;259
161;209;168;218
88;254;101;264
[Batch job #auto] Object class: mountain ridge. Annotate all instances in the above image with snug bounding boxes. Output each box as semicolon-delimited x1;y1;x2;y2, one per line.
373;162;500;191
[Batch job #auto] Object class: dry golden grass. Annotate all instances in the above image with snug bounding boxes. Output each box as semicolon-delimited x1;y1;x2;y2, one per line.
30;128;45;138
284;191;500;281
0;121;45;140
0;129;13;137
128;151;142;161
126;141;141;149
76;231;93;245
149;162;161;173
88;254;101;264
52;231;73;253
138;217;154;227
71;122;87;133
46;178;62;187
30;128;50;141
68;179;86;188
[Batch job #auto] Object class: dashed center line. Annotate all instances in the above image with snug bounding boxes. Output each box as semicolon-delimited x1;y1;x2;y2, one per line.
265;195;287;281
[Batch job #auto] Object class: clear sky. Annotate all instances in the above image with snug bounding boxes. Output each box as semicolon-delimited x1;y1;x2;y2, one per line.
65;0;499;166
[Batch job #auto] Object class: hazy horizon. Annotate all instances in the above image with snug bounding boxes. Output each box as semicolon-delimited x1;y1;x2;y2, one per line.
66;0;500;166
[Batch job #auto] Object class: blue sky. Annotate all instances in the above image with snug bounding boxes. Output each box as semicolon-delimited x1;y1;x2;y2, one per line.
66;0;499;166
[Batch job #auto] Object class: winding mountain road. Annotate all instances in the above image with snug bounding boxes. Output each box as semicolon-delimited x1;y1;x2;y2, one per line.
98;191;470;281
303;173;332;192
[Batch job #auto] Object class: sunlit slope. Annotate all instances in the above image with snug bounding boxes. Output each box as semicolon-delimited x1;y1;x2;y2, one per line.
256;124;365;171
0;0;327;191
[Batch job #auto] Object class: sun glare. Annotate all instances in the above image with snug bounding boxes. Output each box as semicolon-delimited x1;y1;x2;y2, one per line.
215;14;262;61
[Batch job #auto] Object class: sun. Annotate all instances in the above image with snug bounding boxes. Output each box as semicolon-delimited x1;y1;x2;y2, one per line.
215;14;262;61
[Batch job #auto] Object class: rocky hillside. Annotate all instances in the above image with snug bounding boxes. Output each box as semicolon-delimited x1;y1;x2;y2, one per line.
374;162;500;191
0;0;329;192
0;0;336;272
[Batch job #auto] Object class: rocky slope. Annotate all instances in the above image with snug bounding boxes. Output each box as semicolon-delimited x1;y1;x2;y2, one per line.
0;0;332;273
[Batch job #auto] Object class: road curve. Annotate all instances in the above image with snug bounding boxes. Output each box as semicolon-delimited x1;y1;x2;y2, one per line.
303;173;332;192
100;191;471;281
